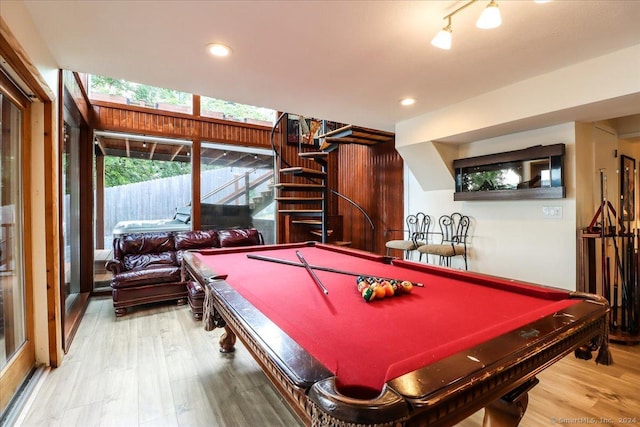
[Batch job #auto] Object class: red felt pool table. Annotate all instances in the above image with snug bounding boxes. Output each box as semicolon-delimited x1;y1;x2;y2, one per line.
182;242;609;427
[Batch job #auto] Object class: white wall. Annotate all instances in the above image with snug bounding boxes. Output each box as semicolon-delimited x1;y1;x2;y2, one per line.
405;123;577;290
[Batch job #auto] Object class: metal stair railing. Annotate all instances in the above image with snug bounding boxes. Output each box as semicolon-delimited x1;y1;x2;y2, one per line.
331;189;375;253
215;170;274;206
201;168;271;205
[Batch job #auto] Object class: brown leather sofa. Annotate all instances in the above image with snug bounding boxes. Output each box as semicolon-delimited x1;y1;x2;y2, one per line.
106;228;263;317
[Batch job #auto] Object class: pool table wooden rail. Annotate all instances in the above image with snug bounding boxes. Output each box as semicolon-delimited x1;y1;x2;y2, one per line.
310;293;608;426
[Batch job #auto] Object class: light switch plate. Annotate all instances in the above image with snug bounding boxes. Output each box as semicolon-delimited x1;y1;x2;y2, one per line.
542;206;562;218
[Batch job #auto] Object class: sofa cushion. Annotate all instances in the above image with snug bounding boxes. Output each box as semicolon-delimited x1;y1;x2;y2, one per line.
123;251;177;271
217;228;263;247
118;232;174;256
174;229;219;250
111;265;182;289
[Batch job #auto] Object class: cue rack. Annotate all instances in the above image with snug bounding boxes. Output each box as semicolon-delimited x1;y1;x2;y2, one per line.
580;170;639;344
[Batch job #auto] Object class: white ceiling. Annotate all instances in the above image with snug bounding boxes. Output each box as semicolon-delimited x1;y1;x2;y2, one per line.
20;0;640;133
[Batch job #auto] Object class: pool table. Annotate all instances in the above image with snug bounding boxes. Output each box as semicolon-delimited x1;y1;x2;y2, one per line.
182;242;609;427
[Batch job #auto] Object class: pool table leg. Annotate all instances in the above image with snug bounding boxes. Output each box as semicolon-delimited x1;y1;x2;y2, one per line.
483;377;538;427
482;393;528;427
219;325;237;353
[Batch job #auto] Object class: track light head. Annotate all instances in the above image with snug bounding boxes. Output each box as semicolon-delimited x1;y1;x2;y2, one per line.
477;0;502;29
431;17;453;50
431;26;452;50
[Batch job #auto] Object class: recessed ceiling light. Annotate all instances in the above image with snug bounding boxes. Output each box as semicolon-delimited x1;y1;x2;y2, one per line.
208;43;232;57
400;98;416;106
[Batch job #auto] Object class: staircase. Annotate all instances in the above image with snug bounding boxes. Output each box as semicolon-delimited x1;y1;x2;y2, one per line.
248;187;275;213
274;118;394;247
274;150;336;244
209;169;275;214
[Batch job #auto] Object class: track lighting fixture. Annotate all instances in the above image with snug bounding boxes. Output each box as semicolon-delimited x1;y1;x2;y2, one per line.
431;0;503;50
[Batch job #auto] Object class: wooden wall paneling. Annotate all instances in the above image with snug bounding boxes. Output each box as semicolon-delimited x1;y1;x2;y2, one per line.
371;141;403;254
335;141;403;254
337;144;367;251
326;150;339;217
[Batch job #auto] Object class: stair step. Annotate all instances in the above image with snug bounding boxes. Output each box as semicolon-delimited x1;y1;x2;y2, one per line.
278;209;323;215
280;167;326;178
318;140;338;152
298;151;328;158
275;197;323;203
298;152;328;165
318;125;394;145
291;219;322;226
272;183;325;191
310;229;333;237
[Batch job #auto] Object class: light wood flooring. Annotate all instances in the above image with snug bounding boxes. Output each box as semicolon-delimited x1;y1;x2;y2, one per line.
15;297;640;427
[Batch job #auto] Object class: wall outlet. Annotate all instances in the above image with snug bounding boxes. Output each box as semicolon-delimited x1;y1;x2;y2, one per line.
542;206;562;218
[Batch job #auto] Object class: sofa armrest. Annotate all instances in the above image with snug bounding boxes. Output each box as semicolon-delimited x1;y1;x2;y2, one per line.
105;259;125;274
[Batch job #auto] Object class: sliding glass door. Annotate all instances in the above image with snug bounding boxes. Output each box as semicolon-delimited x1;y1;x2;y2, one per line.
0;70;33;416
62;112;81;311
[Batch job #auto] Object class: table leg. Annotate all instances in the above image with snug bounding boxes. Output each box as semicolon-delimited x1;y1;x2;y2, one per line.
482;393;528;427
482;377;538;427
219;325;237;353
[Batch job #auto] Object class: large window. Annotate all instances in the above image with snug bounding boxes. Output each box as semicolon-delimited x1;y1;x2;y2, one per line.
88;75;193;114
200;142;275;243
200;96;275;125
87;74;276;126
95;132;193;244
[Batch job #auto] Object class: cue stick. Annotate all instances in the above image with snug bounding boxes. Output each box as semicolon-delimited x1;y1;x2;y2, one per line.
246;253;424;287
599;170;608;324
606;207;628;331
296;250;329;295
613;256;619;328
604;256;610;304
